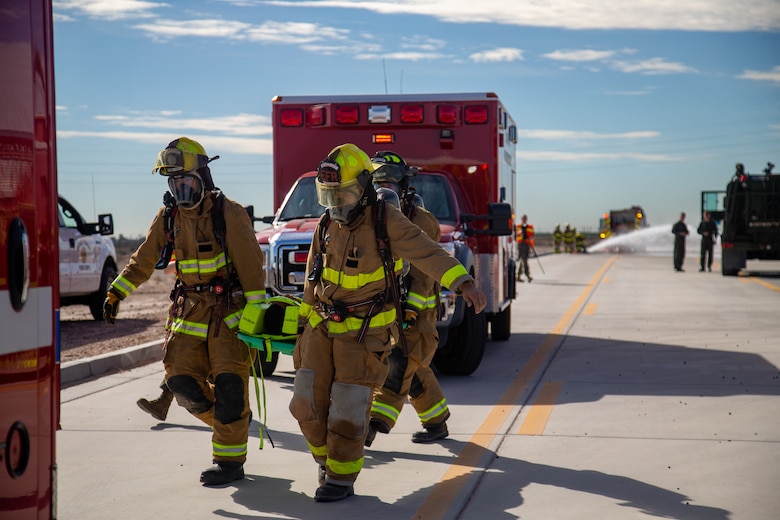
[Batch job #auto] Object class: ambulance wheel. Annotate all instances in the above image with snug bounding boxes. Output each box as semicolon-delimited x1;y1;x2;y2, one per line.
490;304;511;341
433;304;486;376
253;350;280;376
89;262;117;321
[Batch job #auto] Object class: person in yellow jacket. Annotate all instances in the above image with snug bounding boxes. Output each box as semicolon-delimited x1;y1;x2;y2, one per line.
515;214;535;282
103;137;266;487
364;151;451;447
289;144;486;503
553;223;563;254
563;223;575;253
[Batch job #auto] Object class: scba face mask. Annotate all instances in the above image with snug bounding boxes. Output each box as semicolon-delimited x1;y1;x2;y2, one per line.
168;172;204;209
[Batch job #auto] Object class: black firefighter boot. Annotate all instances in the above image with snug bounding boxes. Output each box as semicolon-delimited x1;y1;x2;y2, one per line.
412;421;449;443
364;418;391;447
200;460;245;487
136;385;174;421
315;482;355;502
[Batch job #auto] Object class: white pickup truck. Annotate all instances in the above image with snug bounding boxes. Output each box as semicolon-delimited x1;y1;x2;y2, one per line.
58;196;117;320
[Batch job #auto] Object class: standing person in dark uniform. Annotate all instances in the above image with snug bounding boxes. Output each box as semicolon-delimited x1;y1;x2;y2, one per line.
671;212;689;272
697;211;718;272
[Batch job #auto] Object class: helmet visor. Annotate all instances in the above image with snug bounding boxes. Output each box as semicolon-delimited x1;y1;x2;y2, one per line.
316;177;364;208
153;147;208;175
168;173;204;208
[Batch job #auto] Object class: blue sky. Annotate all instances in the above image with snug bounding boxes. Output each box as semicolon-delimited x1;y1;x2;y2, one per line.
53;0;780;238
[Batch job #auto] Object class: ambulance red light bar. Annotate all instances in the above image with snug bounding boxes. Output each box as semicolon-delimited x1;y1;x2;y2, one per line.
400;104;424;123
464;105;488;124
372;134;395;144
280;108;303;127
335;105;359;124
437;104;458;124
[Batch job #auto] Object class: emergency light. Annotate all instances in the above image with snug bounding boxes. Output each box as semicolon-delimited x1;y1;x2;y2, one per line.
437;104;458;124
335;105;359;124
464;105;488;124
400;104;424;123
372;134;395;144
280;108;303;127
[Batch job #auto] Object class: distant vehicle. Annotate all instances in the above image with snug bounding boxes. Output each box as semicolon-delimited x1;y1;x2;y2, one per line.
58;196;117;320
599;206;647;239
702;162;780;276
254;92;518;376
1;1;59;516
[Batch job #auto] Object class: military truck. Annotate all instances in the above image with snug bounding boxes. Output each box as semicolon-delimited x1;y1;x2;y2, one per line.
702;162;780;276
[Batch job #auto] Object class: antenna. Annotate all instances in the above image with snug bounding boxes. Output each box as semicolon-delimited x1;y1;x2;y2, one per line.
400;70;404;94
383;59;388;94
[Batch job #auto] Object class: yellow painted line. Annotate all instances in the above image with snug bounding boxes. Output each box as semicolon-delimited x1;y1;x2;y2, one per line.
413;255;617;519
518;381;564;435
583;303;598;315
602;277;611;283
749;278;780;293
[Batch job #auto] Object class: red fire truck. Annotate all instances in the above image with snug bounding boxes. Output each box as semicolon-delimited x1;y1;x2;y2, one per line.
1;1;59;517
254;93;517;376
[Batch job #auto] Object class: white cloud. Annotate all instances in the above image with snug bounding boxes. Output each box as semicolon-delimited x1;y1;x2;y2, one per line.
56;130;271;155
470;47;524;63
519;129;660;140
544;49;617;62
54;0;166;20
518;150;679;162
265;0;780;32
93;112;271;136
355;51;448;61
738;66;780;84
400;36;447;52
610;57;697;75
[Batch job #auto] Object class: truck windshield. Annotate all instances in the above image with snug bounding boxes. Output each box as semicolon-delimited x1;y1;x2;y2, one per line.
409;175;456;223
278;176;326;221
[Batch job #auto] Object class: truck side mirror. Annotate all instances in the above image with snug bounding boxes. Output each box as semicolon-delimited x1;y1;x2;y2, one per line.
488;202;513;236
98;214;114;235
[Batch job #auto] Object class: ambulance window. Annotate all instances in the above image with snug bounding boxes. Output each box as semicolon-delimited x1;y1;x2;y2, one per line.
278;177;326;220
409;175;455;223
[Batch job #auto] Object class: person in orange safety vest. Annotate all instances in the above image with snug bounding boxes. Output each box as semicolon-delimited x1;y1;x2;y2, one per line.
515;214;535;282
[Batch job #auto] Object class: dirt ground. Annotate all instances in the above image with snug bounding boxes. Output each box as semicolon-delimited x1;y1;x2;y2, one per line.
59;260;174;363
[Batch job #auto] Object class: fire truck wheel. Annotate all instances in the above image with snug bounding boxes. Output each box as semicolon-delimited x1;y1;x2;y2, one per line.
253;350;280;377
433;304;487;376
490;304;511;341
89;262;118;321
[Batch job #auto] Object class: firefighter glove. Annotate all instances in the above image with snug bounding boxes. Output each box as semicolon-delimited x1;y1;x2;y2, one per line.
403;308;418;329
103;291;122;325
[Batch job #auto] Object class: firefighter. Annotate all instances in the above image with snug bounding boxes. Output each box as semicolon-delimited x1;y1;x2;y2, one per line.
697;211;718;272
364;151;450;447
672;212;690;272
515;214;534;282
103;137;266;486
553;223;563;254
575;230;587;254
289;143;486;503
563;223;575;253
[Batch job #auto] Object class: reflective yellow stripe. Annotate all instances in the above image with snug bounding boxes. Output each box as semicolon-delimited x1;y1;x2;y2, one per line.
177;253;228;275
244;290;266;302
321;258;403;290
327;308;396;335
224;309;242;330
308;442;327;458
169;317;209;338
418;398;449;423
213;442;247;458
441;264;469;289
371;402;400;422
111;276;137;298
407;292;437;311
327;456;364;476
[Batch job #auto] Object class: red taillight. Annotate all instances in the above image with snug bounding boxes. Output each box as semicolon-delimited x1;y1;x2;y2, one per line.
722;242;734;249
335;105;359;124
464;105;488;124
400;104;424;123
280;108;303;127
292;251;309;264
437;105;458;124
308;106;325;126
